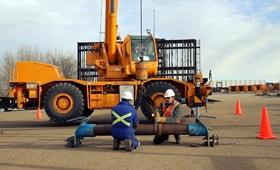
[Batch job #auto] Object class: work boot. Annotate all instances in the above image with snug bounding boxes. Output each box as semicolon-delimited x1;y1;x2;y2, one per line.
165;136;170;142
136;142;141;149
113;139;120;150
176;138;182;144
174;135;182;144
124;139;132;151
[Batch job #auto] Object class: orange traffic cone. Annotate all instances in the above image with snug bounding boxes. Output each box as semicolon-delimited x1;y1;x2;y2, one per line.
235;100;242;115
256;107;277;140
36;107;43;119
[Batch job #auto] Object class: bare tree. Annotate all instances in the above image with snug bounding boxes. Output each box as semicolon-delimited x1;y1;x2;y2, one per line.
44;48;77;78
0;45;77;96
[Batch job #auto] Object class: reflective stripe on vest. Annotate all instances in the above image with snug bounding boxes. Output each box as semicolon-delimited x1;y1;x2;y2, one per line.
112;111;132;126
162;100;180;123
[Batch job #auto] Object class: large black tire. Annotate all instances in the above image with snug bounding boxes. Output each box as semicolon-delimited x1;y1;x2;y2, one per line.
140;81;181;121
134;89;144;110
82;108;94;117
44;83;85;124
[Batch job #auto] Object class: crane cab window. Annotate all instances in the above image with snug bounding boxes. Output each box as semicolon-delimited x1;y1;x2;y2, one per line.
131;36;156;61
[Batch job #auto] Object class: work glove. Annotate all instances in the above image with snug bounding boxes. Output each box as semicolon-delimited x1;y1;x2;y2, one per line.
152;111;160;117
154;117;166;123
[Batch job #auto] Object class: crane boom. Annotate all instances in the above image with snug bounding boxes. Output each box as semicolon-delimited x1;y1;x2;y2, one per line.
85;0;158;80
105;0;118;64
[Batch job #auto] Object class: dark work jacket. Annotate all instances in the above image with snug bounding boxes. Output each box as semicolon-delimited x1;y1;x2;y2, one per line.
111;101;139;139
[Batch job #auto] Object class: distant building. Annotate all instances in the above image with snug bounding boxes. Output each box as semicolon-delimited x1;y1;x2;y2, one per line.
210;80;266;93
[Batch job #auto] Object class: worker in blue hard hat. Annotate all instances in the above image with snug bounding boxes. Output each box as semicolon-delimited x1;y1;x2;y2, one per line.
111;91;140;151
154;89;183;144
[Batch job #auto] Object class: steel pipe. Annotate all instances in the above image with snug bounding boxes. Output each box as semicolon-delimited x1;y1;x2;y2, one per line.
67;118;212;147
93;123;189;136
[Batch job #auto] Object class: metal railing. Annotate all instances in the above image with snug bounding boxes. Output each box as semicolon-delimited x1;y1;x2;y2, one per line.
77;39;199;82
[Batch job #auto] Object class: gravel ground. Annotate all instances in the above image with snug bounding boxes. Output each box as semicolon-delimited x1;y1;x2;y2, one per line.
0;93;279;170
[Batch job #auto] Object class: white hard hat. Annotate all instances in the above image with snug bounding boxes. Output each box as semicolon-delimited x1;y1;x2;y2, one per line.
164;89;175;98
121;91;133;100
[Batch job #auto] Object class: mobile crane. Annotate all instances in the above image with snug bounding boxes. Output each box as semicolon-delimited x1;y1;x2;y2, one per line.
2;0;212;124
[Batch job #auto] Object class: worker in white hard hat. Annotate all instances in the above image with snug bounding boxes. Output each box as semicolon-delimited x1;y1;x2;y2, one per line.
111;91;140;152
154;89;183;144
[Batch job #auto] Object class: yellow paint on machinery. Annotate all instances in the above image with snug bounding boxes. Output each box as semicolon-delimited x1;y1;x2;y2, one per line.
6;0;212;123
10;61;65;83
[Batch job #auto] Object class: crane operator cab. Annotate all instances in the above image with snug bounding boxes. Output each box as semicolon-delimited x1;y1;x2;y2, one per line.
122;35;158;78
131;36;156;61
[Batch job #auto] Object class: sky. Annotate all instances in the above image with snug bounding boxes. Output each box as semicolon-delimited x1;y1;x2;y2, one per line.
0;0;279;82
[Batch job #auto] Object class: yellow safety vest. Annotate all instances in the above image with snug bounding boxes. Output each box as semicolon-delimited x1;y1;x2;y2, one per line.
112;111;132;126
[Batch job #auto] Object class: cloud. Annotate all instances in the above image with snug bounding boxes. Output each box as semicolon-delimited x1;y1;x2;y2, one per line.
145;0;280;82
0;0;279;82
0;0;99;54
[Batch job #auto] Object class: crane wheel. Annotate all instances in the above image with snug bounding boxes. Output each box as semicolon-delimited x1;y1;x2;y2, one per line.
140;81;181;121
83;108;94;117
44;83;85;124
134;89;144;110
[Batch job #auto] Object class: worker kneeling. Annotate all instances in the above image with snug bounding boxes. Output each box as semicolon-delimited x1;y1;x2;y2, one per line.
154;89;183;144
111;91;140;151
